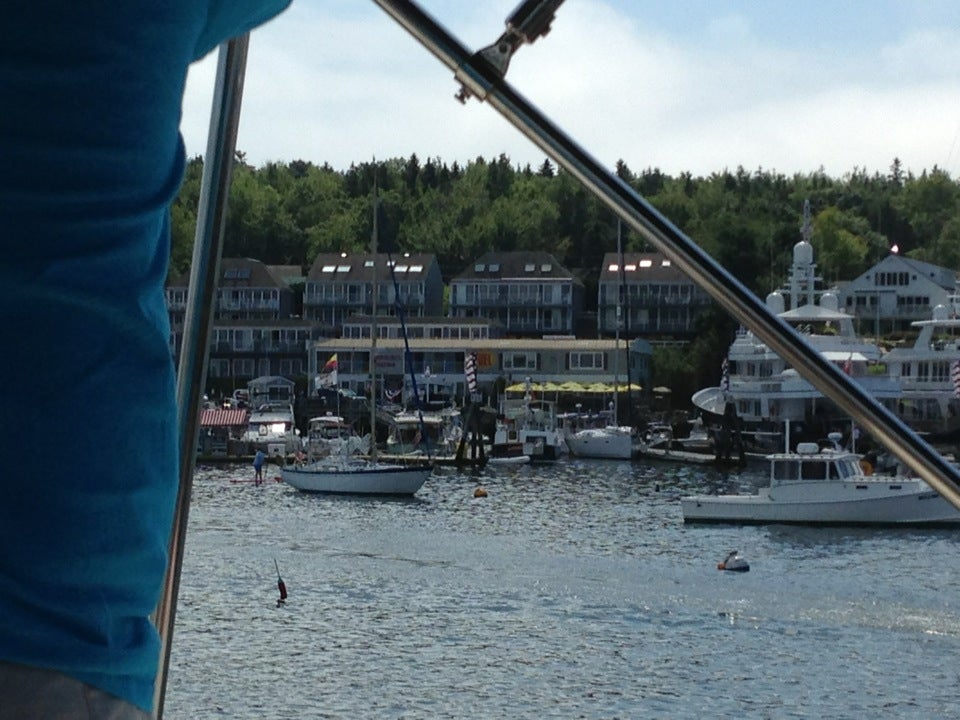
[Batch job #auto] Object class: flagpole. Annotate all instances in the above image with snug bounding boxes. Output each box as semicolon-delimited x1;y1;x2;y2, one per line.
370;180;379;463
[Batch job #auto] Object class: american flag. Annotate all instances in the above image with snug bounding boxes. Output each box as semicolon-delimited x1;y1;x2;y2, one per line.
720;357;730;392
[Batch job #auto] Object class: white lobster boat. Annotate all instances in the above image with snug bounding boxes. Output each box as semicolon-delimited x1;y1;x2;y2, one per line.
682;438;960;526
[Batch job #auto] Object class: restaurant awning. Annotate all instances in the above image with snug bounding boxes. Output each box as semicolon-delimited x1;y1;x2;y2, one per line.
199;408;249;427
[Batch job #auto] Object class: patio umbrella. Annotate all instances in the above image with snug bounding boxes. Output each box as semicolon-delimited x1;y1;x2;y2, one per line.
585;382;613;394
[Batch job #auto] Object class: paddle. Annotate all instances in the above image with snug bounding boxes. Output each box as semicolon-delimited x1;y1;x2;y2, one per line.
274;558;288;606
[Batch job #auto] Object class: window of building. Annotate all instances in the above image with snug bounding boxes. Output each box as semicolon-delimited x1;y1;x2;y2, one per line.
569;352;604;370
504;352;538;370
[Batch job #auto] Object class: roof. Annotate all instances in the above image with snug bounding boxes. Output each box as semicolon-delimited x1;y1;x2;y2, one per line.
167;258;288;289
267;264;305;286
598;252;696;283
452;251;581;284
305;252;437;283
309;336;632;352
199;408;249;427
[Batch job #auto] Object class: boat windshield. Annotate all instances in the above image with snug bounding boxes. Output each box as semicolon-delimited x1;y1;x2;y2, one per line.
801;460;828;481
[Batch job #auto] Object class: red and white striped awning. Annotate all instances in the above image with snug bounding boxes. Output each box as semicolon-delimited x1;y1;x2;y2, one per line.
199;408;249;427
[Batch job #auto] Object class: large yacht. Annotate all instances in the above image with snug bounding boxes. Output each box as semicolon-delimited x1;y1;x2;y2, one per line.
882;301;960;434
693;209;900;446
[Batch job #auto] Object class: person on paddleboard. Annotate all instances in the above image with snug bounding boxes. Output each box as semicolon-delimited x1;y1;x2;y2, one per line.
253;449;267;485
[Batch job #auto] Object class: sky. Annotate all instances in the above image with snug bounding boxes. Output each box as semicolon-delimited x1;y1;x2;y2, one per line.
181;1;960;179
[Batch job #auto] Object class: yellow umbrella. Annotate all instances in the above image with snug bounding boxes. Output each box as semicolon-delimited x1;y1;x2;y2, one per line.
585;382;612;393
559;381;586;393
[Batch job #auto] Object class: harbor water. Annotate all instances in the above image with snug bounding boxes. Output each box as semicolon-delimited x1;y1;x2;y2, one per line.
165;459;960;719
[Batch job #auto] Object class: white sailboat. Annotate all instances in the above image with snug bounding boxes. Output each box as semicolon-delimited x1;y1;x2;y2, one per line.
281;187;432;496
566;221;639;460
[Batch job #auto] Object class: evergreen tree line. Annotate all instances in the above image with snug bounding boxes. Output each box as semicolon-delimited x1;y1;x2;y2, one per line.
169;153;960;402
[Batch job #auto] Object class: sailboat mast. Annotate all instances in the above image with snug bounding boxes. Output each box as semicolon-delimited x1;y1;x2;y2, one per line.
370;182;379;462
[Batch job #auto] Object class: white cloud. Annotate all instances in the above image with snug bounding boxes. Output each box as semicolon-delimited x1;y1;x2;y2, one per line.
180;1;960;179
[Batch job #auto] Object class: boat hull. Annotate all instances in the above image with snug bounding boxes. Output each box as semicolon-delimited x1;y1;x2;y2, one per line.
682;480;960;526
281;460;431;496
566;427;637;460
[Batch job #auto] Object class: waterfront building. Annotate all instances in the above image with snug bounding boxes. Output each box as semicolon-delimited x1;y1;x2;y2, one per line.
167;258;317;392
302;251;444;331
448;251;584;337
597;251;713;337
305;335;652;410
838;253;958;336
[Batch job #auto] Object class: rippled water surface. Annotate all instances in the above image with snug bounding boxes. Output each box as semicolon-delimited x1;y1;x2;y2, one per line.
164;459;960;719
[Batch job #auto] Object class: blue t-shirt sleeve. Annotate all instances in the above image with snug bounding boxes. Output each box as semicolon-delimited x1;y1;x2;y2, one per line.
0;1;292;713
194;0;293;59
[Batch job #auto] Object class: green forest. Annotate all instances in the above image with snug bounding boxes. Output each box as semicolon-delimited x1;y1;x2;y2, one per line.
169;153;960;399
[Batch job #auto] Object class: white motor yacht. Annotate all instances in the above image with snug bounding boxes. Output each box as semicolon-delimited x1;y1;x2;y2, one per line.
681;437;960;526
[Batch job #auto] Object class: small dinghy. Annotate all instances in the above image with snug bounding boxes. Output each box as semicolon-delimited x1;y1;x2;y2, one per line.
717;550;750;572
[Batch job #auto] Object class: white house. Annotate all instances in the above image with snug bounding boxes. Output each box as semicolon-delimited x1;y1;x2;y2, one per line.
837;253;958;334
